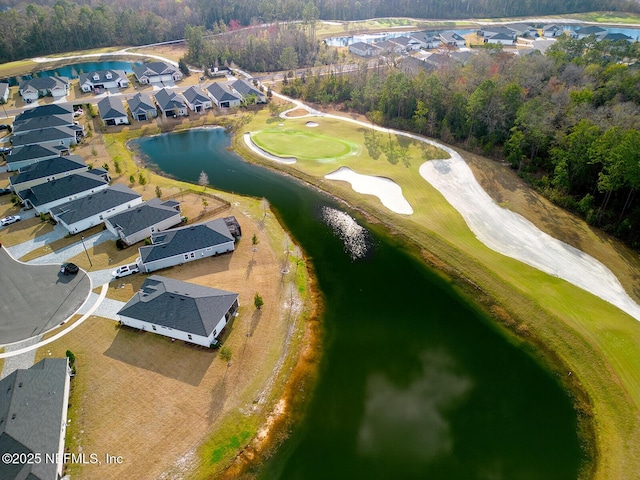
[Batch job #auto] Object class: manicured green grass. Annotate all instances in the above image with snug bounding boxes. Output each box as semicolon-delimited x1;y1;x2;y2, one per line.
238;108;640;480
251;126;360;161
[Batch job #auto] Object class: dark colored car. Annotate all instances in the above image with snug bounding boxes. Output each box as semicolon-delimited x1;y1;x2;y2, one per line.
0;188;10;196
60;262;79;275
0;124;10;131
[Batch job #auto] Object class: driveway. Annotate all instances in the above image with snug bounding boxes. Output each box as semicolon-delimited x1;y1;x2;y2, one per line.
24;228;116;266
0;247;90;345
5;223;68;259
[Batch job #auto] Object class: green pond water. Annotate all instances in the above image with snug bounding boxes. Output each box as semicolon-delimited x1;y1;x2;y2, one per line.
131;128;584;479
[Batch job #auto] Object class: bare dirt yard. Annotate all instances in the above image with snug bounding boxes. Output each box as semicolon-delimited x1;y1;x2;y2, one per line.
35;206;304;479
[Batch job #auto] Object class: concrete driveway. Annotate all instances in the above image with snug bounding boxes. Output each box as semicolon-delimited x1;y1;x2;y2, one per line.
0;247;90;345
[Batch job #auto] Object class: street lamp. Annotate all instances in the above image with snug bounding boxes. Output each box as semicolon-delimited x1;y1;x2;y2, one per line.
81;235;92;268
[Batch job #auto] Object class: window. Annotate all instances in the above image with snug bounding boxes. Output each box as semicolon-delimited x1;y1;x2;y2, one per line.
190;252;195;259
184;254;189;260
152;325;156;331
187;334;192;340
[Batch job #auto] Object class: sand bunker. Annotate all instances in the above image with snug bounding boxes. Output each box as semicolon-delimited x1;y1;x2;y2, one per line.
306;121;319;127
244;132;296;165
325;167;413;215
418;143;640;321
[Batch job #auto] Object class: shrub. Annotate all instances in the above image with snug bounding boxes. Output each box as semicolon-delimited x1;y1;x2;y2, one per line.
115;238;126;250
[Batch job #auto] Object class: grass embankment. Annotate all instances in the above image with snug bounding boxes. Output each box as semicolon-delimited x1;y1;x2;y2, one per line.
29;116;317;480
235;107;640;480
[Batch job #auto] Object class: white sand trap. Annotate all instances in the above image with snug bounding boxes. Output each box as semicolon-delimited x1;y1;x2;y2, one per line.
419;143;640;321
325;167;413;215
244;132;296;165
306;121;319;127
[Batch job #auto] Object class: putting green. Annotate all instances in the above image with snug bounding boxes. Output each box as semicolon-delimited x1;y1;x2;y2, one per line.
251;128;359;161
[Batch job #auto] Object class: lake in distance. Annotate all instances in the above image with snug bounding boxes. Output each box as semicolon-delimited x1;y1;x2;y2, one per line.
131;128;584;479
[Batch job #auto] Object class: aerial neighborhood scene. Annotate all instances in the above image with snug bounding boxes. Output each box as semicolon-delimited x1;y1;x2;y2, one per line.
2;0;640;479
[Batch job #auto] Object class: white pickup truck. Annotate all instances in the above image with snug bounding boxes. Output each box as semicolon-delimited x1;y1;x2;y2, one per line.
112;263;140;279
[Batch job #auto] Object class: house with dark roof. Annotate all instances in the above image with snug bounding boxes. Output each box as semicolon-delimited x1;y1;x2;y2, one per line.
50;183;143;234
388;36;420;52
13;106;74;135
182;86;212;112
16;104;72;119
424;53;455;68
439;32;466;47
11;126;80;149
117;275;239;347
154;88;188;118
18;170;109;215
133;61;182;85
0;358;71;480
0;82;9;104
18;76;70;101
79;69;129;93
11;105;83;149
504;23;537;37
138;217;239;273
9;155;88;193
543;24;564;37
230;79;266;103
409;32;440;49
4;144;63;172
206;82;242;108
98;96;129;126
485;32;516;45
105;198;182;246
574;25;607;39
601;32;634;42
128;92;157;121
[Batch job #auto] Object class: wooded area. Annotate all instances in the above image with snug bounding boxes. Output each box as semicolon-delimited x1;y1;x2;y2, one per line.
282;37;640;248
1;0;639;63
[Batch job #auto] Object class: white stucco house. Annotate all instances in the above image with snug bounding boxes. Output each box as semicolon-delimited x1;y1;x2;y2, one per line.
117;275;239;347
138;217;240;273
50;183;142;234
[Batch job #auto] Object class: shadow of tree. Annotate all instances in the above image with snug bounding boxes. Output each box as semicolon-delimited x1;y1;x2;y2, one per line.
248;308;263;338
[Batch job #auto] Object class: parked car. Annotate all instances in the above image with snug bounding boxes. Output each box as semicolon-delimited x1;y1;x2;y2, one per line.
0;215;21;226
0;188;11;195
0;124;10;130
112;263;140;279
0;147;11;154
60;262;79;275
73;108;83;117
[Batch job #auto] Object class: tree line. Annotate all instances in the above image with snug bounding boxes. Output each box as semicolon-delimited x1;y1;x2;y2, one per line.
2;0;639;63
282;37;640;249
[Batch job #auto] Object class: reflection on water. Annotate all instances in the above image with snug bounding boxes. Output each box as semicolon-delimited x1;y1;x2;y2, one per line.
321;206;370;260
358;351;472;464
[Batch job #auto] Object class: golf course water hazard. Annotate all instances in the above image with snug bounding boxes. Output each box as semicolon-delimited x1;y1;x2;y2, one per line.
132;128;584;479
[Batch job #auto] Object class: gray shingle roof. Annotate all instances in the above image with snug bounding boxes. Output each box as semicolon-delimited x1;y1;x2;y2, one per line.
98;96;127;119
139;218;234;264
133;61;177;78
79;69;127;86
231;79;263;99
439;32;465;43
18;76;69;93
10;155;87;187
13;112;73;134
128;92;155;114
51;183;141;226
105;198;181;238
182;86;210;105
11;126;77;147
17;104;72;120
0;358;68;480
5;144;61;166
206;82;241;103
154;88;186;111
575;25;607;35
117;275;238;337
20;171;108;207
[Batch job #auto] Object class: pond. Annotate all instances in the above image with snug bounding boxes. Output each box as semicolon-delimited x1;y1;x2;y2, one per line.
2;60;143;86
131;128;584;479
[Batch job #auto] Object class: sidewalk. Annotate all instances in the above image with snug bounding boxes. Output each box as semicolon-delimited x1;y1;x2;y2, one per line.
5;223;69;259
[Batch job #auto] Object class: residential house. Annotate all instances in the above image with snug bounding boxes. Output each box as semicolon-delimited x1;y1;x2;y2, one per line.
409;32;440;49
574;26;607;39
50;183;143;234
206;82;242;108
388;36;420;52
182;86;213;113
600;32;634;42
4;144;64;172
0;358;71;480
230;79;266;104
485;32;516;45
138;217;240;273
79;69;129;93
450;50;473;65
98;96;129;126
375;40;403;55
105;198;182;246
9;155;88;193
0;82;9;104
117;275;239;347
12;103;83;148
18;76;70;101
439;32;466;47
479;26;517;40
505;23;538;37
128;92;158;121
543;24;564;37
133;61;182;85
15;104;73;120
424;53;455;68
154;88;188;118
18;170;110;215
349;41;378;57
11;126;80;149
13;105;73;135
